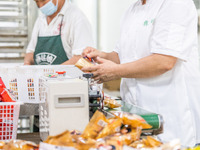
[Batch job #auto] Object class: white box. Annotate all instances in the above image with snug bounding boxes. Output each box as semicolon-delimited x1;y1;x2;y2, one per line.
39;78;89;141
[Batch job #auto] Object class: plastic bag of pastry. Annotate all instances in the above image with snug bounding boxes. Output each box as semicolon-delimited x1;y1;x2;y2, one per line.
120;125;133;135
145;136;162;147
103;98;122;109
129;136;162;149
44;130;75;147
121;128;141;145
96;118;122;139
103;128;141;150
112;111;152;129
2;140;39;150
0;141;5;149
129;140;146;149
82;110;109;139
104;135;123;150
75;57;94;70
75;138;97;150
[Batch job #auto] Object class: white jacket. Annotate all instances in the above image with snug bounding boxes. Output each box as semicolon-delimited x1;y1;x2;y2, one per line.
114;0;200;147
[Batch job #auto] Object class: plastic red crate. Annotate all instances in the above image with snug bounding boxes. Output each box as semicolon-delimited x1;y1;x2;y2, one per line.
0;102;20;141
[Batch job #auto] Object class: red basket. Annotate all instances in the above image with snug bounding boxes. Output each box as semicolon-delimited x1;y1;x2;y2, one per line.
0;102;20;141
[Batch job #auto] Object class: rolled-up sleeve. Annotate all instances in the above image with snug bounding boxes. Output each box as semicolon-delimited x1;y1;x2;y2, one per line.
150;0;192;61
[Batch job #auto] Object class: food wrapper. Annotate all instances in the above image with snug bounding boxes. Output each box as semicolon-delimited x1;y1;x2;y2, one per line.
75;57;94;70
96;118;122;139
75;138;97;150
129;136;162;149
1;88;16;102
0;141;5;149
71;135;97;150
44;130;75;147
104;136;123;150
2;140;38;150
102;128;142;150
112;111;152;129
145;136;162;147
103;98;122;109
82;110;109;139
45;132;96;150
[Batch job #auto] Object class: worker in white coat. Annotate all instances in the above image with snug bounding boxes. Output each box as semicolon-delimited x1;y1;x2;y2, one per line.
82;0;200;147
24;0;94;65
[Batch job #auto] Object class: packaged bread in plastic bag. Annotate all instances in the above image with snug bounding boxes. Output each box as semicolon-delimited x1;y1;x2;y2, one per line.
103;98;122;109
96;118;122;139
82;110;109;139
2;140;39;150
112;111;152;129
75;57;94;70
100;128;141;150
0;141;5;149
75;138;97;150
129;136;162;148
44;130;75;147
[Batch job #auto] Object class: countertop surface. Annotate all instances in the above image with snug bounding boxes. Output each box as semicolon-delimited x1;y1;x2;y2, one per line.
17;133;41;144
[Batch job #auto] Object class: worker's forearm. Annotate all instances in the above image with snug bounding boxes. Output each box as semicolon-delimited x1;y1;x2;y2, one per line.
116;54;177;78
61;55;81;65
24;53;34;65
100;51;120;64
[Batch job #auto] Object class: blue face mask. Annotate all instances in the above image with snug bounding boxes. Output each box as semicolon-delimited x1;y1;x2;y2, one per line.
40;0;58;16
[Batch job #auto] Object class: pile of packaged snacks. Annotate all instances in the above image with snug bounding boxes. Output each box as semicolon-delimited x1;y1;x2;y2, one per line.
42;110;154;150
0;140;39;150
103;98;122;109
0;110;190;150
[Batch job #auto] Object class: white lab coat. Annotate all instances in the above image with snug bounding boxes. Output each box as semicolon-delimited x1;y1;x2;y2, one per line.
114;0;200;147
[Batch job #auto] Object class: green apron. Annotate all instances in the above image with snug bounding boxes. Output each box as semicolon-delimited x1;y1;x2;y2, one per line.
34;17;68;65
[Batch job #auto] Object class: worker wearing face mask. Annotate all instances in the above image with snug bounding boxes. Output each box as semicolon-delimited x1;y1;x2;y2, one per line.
24;0;94;65
82;0;200;147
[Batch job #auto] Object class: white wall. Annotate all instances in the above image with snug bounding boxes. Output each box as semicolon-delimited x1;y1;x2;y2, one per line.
72;0;136;51
72;0;98;46
99;0;136;52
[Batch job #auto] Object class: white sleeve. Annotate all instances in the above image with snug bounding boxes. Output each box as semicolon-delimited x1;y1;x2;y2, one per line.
113;41;120;54
26;18;40;53
150;0;194;61
71;15;94;55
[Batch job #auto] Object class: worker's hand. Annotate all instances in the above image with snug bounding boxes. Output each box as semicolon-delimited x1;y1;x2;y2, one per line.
82;47;102;61
82;57;120;84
